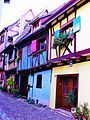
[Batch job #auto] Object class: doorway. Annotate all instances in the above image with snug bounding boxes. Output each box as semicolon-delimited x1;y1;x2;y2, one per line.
56;74;78;110
20;75;28;98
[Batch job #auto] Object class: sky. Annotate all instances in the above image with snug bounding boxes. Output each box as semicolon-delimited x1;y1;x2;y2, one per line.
0;0;68;30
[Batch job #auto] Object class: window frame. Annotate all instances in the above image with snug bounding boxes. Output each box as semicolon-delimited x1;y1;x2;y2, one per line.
36;74;42;89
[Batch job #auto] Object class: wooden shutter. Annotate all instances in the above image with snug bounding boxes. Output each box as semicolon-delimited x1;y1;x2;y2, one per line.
31;40;37;53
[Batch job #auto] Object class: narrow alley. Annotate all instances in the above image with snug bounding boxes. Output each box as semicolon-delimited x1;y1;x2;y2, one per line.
0;91;73;120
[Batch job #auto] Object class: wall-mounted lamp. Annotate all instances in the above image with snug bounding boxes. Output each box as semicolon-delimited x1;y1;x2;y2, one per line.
69;60;73;67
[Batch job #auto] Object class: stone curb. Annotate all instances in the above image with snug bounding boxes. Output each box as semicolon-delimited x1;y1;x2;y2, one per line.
0;109;10;120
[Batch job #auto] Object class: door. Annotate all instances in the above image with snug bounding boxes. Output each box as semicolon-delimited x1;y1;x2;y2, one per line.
56;75;78;109
20;75;28;98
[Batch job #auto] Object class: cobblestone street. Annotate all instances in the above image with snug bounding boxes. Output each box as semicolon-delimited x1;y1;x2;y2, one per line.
0;91;74;120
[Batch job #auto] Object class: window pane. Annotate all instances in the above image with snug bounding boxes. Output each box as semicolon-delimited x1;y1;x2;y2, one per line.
36;74;42;88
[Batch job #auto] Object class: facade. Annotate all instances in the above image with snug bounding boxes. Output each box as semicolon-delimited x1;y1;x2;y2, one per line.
0;0;11;86
0;21;19;86
15;10;52;106
42;0;90;109
0;30;5;86
0;0;90;110
0;9;34;87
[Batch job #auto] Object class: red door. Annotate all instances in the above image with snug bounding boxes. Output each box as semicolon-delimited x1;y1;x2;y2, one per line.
56;75;78;110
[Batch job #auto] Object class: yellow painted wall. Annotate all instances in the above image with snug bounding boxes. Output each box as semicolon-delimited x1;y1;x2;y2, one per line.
50;61;90;109
76;2;90;51
68;12;75;21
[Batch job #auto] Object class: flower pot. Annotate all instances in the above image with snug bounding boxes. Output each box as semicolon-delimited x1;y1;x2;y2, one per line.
68;34;73;41
71;107;76;114
83;116;89;120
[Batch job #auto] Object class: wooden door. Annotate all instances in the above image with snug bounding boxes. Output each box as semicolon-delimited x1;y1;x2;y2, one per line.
56;75;78;109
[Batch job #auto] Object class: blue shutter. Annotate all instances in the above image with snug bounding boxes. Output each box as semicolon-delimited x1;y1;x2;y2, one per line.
40;51;47;65
73;16;81;33
22;46;27;69
28;56;32;69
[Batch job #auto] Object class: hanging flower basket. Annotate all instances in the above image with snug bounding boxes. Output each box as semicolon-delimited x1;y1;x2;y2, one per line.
53;31;74;50
68;33;74;41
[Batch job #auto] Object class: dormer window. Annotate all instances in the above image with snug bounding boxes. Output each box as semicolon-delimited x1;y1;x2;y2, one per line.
8;36;13;43
33;21;39;31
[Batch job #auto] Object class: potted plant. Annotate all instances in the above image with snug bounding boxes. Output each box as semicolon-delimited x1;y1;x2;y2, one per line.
7;77;14;93
15;57;20;62
68;28;74;41
53;30;74;50
66;90;76;114
12;88;19;97
80;102;89;120
73;106;83;120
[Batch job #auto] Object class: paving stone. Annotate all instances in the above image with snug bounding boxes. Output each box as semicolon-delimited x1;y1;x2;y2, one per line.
0;109;2;116
1;112;7;119
0;91;74;120
4;117;11;120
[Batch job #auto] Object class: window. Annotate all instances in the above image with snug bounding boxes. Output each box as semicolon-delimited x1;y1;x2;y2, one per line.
8;36;13;43
27;44;31;56
9;50;13;60
0;73;3;80
5;54;7;65
33;21;39;31
36;74;42;88
38;39;46;50
40;40;46;50
0;36;4;44
4;0;10;3
0;56;2;62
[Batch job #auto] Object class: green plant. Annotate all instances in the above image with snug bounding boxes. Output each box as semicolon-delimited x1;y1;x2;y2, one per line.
66;91;76;107
53;30;74;50
7;77;14;87
9;88;13;94
12;88;19;96
76;106;81;118
80;103;89;117
15;57;20;62
1;86;7;92
0;86;2;90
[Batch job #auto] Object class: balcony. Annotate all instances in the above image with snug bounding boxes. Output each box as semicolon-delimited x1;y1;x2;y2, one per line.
18;50;47;71
5;60;17;71
28;50;47;69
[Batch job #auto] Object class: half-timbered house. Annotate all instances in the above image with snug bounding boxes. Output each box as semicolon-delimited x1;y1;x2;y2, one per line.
43;0;90;109
15;10;52;106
